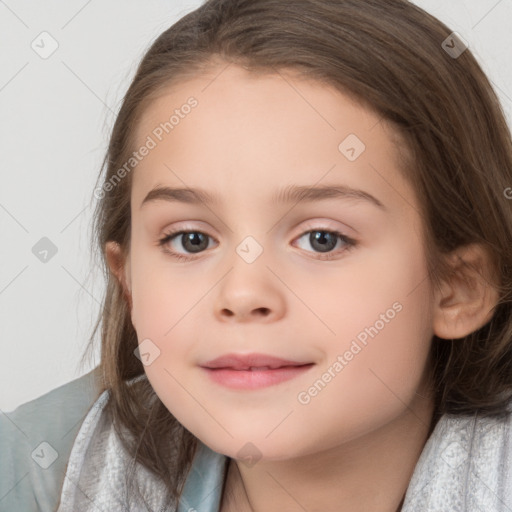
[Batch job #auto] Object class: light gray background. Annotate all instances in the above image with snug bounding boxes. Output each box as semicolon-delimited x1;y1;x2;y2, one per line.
1;0;511;412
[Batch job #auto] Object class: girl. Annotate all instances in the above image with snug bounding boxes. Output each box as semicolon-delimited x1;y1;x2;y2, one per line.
2;0;512;511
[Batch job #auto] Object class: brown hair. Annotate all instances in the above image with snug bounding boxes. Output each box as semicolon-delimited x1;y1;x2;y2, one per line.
81;0;512;507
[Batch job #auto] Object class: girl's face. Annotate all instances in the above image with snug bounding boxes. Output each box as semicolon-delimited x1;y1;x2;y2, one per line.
120;63;435;460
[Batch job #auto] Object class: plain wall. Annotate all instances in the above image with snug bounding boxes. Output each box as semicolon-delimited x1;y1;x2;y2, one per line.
1;0;511;412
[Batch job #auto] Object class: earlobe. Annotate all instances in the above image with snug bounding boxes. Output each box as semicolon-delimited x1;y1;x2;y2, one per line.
432;243;500;340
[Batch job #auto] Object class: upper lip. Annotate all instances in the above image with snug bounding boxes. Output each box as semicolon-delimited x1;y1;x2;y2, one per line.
200;353;313;370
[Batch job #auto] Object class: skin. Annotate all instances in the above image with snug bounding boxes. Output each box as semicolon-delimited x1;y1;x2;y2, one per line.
106;62;499;512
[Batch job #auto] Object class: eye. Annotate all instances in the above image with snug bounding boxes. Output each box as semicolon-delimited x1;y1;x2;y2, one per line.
158;226;357;262
158;230;216;261
293;228;357;259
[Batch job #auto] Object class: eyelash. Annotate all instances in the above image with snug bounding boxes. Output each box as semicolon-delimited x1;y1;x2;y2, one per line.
157;226;358;262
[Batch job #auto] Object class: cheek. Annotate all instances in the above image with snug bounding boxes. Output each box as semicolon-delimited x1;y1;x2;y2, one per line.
296;306;432;455
128;248;201;400
129;241;199;337
297;239;433;441
295;227;431;364
130;263;205;429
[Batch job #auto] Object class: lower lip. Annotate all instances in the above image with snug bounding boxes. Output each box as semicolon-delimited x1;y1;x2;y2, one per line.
201;364;315;390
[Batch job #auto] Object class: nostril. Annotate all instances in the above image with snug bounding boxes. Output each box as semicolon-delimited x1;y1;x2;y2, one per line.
220;307;270;318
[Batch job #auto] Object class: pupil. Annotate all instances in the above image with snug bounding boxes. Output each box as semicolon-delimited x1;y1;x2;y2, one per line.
311;231;336;253
183;233;207;253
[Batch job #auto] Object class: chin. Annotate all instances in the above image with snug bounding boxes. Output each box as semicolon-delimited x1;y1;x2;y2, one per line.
197;431;309;463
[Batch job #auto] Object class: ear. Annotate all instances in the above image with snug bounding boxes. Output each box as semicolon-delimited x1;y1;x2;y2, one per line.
432;243;500;340
105;241;133;312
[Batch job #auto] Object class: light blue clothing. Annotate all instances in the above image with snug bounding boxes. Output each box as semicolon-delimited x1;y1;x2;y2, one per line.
2;368;512;511
0;368;226;512
0;368;103;512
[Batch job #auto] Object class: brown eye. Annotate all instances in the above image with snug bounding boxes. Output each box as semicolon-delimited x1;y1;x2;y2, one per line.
176;232;209;253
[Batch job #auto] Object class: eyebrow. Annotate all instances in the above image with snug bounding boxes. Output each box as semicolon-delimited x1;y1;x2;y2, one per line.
140;184;387;211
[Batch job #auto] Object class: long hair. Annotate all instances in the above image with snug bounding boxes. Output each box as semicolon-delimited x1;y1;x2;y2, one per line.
81;0;512;506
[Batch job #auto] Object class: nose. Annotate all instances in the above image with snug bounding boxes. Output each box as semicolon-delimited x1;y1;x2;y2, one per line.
214;259;286;323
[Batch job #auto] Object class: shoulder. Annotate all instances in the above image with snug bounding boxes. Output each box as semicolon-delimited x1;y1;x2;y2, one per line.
403;405;512;511
57;376;228;512
0;368;102;512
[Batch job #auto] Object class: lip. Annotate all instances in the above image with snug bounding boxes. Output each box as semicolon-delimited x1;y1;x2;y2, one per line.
200;353;315;390
201;353;312;370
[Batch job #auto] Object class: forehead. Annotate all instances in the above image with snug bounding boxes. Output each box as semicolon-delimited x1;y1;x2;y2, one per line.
130;64;416;216
134;64;395;147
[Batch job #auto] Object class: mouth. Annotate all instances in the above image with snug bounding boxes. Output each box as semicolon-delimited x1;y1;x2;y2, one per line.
201;353;313;371
200;353;315;390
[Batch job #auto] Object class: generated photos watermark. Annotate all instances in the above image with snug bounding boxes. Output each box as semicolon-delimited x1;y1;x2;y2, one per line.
297;301;403;405
94;96;199;200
